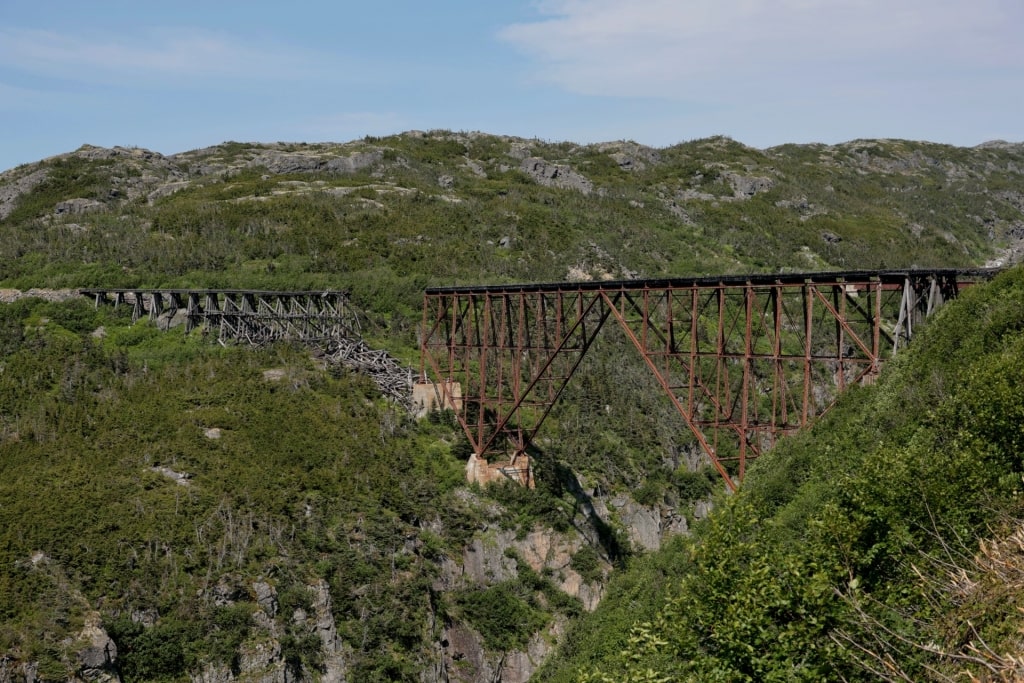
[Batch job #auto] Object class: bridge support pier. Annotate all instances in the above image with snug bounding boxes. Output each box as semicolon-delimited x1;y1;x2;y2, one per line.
466;452;534;488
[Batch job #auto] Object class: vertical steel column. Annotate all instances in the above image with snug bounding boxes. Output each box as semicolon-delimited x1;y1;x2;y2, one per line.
419;294;429;381
871;279;882;379
449;295;467;443
477;294;492;451
836;284;846;392
802;283;814;426
772;285;785;445
688;287;699;418
495;293;509;449
513;291;526;450
739;284;754;478
715;286;727;455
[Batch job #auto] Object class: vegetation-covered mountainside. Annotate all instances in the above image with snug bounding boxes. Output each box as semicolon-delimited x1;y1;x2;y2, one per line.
2;133;1023;300
1;132;1023;682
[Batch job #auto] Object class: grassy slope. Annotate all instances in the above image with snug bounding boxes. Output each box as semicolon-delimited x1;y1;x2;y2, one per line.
537;266;1024;681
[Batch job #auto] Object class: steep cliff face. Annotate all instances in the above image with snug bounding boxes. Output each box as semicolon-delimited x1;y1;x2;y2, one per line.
433;525;597;683
420;489;711;682
28;508;692;683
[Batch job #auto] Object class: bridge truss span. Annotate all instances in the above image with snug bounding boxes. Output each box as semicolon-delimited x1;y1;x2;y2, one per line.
420;269;995;489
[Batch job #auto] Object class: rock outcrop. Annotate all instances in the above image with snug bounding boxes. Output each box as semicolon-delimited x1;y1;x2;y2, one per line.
439;619;566;683
723;171;774;198
74;614;121;682
307;579;349;683
0;289;80;303
427;517;614;682
244;150;383;175
519;158;594;194
596;141;662;171
185;578;349;683
0;167;48;220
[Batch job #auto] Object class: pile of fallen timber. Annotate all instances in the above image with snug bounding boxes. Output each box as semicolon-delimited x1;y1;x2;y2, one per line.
316;337;414;410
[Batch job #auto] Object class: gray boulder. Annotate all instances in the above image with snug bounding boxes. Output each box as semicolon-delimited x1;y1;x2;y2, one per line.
54;198;105;215
519;158;593;194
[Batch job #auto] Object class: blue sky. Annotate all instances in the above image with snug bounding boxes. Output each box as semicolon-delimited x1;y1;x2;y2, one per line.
1;0;1022;172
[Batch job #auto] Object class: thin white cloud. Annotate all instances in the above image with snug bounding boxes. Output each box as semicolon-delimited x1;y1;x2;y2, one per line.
0;27;317;86
499;0;1024;100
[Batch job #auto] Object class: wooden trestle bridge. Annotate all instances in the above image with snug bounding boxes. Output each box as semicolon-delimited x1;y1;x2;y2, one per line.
81;288;415;406
419;268;998;490
81;289;361;342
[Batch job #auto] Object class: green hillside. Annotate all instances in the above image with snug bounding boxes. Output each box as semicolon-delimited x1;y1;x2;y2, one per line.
1;132;1023;681
3;134;1022;302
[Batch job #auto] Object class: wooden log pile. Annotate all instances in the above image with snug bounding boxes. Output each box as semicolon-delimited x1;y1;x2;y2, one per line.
316;337;414;411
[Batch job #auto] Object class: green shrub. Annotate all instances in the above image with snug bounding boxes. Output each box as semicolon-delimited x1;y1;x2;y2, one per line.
455;583;548;650
570;545;603;584
671;466;716;503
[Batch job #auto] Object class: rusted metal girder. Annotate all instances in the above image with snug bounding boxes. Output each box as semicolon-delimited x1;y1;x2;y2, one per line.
420;269;995;489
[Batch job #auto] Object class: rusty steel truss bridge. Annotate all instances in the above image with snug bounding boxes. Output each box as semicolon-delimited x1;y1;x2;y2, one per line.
419;268;998;490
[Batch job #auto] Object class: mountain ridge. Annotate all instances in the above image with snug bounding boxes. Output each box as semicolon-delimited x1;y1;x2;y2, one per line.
2;131;1023;296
